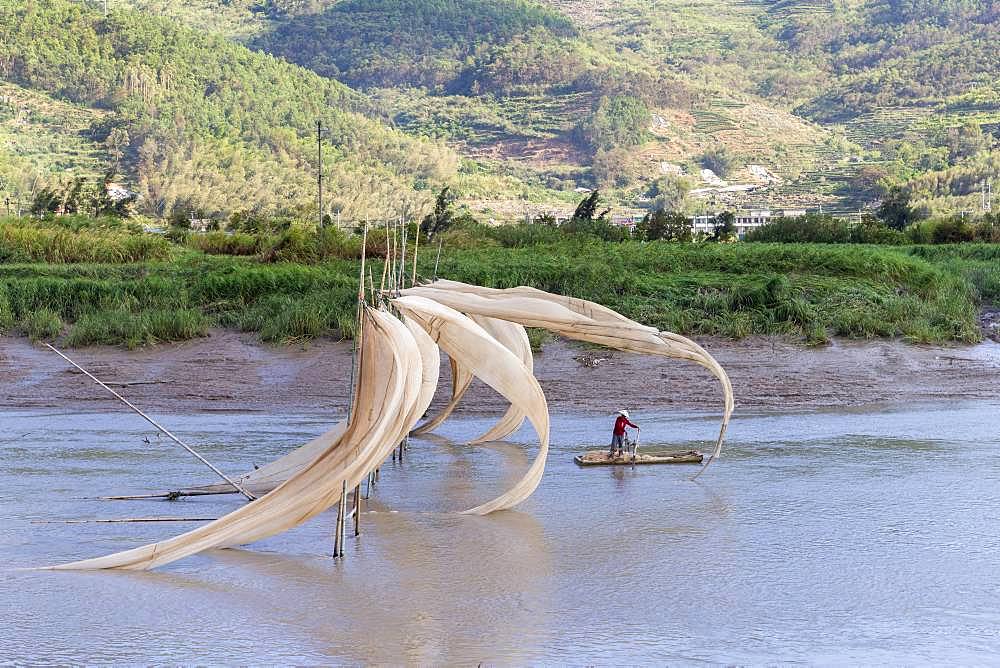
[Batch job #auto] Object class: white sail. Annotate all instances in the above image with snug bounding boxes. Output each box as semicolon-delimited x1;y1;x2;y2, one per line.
393;296;549;514
400;280;734;468
48;307;424;570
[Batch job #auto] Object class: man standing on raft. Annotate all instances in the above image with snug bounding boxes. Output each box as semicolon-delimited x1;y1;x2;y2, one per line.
610;410;639;459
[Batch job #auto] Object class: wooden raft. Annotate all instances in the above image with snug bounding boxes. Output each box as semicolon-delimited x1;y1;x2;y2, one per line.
574;450;703;467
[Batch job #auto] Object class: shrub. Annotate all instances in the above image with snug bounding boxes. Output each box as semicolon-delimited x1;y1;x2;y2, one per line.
317;226;363;259
930;217;976;244
745;214;904;244
699;146;737;179
487;223;564;247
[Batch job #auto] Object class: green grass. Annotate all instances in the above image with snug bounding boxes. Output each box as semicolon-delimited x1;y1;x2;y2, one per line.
901;245;1000;308
21;307;63;341
0;222;170;263
0;254;362;347
64;308;209;349
0;219;992;347
436;240;983;344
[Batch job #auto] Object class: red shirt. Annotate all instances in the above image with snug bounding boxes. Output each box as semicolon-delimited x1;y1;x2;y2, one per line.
613;415;638;436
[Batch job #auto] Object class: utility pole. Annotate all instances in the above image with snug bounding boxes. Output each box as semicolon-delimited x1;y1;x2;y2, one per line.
317;120;323;229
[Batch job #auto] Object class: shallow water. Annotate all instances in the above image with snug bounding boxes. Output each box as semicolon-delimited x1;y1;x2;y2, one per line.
2;402;1000;663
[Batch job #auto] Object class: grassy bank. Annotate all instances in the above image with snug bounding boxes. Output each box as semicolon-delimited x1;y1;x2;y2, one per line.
1;217;993;347
902;245;1000;309
439;241;983;344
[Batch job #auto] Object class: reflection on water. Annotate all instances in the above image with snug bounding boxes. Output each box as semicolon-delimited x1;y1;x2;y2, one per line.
2;402;1000;662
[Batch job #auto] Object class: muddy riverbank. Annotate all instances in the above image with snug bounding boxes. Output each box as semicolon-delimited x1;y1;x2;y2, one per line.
2;331;997;415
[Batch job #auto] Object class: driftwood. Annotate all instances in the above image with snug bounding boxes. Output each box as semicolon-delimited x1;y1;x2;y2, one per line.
574;450;703;467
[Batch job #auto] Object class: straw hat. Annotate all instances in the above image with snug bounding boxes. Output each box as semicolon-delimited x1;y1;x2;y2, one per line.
618;410;629;419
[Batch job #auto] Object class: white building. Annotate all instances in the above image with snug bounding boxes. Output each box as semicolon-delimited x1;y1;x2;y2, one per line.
690;209;808;239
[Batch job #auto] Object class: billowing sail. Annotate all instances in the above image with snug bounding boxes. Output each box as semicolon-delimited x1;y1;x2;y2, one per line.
466;315;532;444
393;296;548;514
188;309;442;497
411;357;473;436
399;280;734;469
48;307;424;570
413;314;532;444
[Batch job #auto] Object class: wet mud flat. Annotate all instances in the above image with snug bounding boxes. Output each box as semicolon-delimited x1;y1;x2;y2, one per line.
1;331;998;415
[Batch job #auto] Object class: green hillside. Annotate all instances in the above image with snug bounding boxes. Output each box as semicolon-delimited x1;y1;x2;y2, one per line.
773;0;1000;120
0;0;466;219
1;0;997;219
252;0;581;93
0;81;111;213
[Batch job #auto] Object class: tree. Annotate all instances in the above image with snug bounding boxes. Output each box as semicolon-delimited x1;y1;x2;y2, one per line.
578;95;649;152
30;186;61;216
104;126;130;169
876;186;920;230
591;147;641;189
648;175;692;212
571;190;602;222
939;122;991;162
420;187;456;241
562;190;623;239
91;172;136;217
637;208;692;242
852;165;891;199
29;178;89;216
699;147;738;179
709;211;736;242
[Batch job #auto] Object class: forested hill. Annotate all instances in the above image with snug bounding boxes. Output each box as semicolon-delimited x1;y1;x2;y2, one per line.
0;0;459;219
1;0;998;220
252;0;580;92
772;0;1000;121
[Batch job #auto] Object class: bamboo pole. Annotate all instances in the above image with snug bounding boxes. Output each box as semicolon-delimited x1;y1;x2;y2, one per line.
399;216;407;294
390;219;397;296
98;490;234;500
353;484;361;536
433;237;443;280
33;517;217;524
358;223;368;304
411;225;420;286
347;223;367;424
334;479;347;558
45;344;256;502
381;219;390;293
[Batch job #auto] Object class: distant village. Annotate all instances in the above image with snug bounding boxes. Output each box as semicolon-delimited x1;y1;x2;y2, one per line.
100;159;830;241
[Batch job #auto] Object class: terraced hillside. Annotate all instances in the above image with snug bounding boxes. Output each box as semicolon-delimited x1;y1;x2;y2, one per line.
2;0;997;218
0;0;472;220
0;82;111;212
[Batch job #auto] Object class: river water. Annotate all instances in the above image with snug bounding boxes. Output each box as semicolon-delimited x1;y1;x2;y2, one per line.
2;402;1000;663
